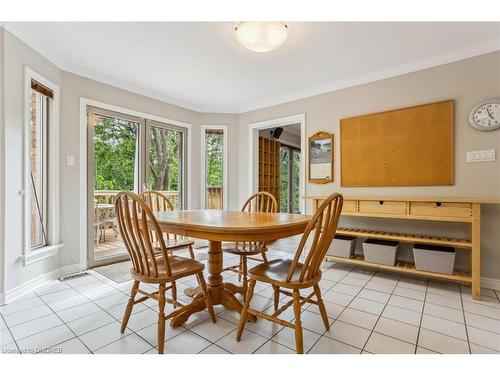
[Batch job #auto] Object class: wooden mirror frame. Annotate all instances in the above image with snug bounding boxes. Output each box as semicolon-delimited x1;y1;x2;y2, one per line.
308;131;334;184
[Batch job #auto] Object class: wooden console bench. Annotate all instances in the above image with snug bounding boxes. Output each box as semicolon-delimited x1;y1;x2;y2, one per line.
306;196;500;300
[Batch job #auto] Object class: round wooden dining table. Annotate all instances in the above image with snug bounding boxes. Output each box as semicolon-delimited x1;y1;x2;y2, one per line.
154;210;311;327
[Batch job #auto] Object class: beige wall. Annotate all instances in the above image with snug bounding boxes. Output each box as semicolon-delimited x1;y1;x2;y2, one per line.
238;51;500;280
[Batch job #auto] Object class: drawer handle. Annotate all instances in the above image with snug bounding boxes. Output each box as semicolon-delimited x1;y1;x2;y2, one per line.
379;201;384;205
435;202;442;207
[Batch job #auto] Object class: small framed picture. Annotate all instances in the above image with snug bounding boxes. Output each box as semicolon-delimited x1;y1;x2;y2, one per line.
309;132;334;184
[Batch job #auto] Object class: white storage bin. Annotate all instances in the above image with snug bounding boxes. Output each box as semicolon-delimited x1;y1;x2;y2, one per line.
362;239;399;266
413;244;456;275
327;235;356;258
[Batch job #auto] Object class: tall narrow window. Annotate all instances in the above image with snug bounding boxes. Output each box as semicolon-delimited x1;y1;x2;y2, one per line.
202;127;226;210
30;80;52;249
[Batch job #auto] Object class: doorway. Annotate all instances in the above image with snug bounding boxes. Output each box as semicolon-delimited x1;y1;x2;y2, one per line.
249;114;306;214
258;124;301;213
86;105;187;267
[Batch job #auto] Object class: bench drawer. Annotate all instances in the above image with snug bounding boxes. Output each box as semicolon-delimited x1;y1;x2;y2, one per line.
358;200;407;215
342;200;357;213
409;202;472;219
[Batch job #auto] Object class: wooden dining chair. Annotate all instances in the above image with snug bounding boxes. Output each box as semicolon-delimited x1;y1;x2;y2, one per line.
222;191;278;298
115;191;215;354
140;190;195;259
235;193;343;354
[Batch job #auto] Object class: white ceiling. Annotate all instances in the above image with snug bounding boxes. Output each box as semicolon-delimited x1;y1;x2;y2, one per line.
6;22;500;113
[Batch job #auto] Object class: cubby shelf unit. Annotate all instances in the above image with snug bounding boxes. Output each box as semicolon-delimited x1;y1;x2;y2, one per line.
307;195;500;300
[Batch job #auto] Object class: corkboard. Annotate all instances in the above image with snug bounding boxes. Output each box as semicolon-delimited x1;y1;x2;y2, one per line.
340;100;454;187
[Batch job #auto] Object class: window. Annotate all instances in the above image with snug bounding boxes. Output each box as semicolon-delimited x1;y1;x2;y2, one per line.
201;126;227;210
29;80;52;249
23;68;62;265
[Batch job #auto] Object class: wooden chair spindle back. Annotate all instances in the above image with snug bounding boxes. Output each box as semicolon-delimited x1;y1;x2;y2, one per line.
241;191;278;213
140;190;176;242
240;192;278;250
115;191;173;278
286;193;343;283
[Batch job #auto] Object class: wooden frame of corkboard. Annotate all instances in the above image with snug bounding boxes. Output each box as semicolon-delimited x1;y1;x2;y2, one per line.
309;131;334;184
340;100;454;187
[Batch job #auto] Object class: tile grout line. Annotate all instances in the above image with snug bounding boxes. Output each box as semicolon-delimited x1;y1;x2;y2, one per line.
39;276;158;353
359;271;403;354
459;284;472;354
3;248;499;355
413;277;430;354
302;263;357;353
303;263;376;353
0;312;22;354
33;281;100;354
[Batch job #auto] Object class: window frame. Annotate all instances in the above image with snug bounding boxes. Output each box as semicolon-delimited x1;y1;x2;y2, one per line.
200;125;228;210
22;67;62;265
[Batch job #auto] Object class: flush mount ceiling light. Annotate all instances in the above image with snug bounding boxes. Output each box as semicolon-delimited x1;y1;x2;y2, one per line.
235;22;288;53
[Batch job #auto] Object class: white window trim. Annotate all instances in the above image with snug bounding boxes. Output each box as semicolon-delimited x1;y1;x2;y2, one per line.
200;125;228;210
22;67;62;266
79;98;193;271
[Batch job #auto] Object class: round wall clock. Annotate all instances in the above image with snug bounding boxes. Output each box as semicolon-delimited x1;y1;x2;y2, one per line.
468;100;500;131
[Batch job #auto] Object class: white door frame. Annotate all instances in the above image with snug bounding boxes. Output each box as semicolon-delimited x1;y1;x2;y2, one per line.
200;125;228;210
79;98;192;270
248;113;306;214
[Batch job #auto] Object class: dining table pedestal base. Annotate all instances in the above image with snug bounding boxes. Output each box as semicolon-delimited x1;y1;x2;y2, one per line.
170;240;255;327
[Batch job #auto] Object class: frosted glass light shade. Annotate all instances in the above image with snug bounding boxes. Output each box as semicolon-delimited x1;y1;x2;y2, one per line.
235;22;288;53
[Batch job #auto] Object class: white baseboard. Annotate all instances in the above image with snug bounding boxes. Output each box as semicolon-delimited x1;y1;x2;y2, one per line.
3;263;83;305
481;277;500;291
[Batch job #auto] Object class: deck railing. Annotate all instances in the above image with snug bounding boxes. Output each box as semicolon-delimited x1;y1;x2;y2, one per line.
94;190;180;209
95;188;222;210
206;186;223;209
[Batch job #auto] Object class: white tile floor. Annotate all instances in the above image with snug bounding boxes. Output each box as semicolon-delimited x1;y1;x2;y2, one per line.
1;239;500;354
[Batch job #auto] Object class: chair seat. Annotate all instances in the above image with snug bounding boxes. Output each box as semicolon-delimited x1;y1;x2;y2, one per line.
222;242;267;256
248;259;320;288
132;255;203;283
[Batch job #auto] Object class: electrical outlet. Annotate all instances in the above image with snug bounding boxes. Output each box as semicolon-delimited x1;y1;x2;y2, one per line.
66;155;75;166
467;149;496;163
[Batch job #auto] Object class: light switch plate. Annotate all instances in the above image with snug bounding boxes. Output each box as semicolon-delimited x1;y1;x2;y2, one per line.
467;149;496;163
66;155;75;166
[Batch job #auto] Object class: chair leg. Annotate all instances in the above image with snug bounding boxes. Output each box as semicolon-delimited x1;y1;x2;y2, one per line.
273;286;280;311
158;283;166;354
188;245;195;260
171;281;177;309
197;272;216;323
261;251;268;263
292;289;304;354
236;279;256;342
121;281;139;333
314;284;330;331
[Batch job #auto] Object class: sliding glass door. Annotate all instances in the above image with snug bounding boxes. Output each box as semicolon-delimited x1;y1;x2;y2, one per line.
87;106;186;267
